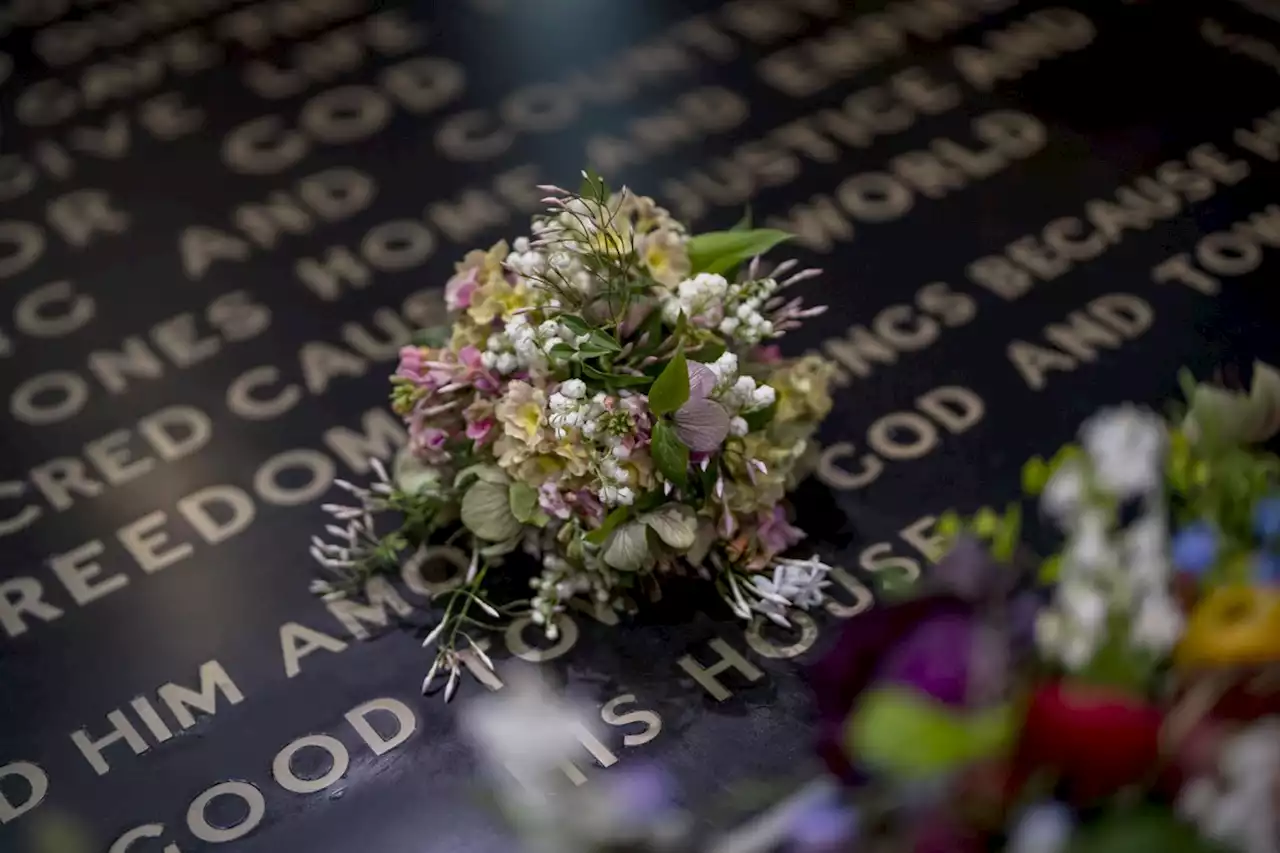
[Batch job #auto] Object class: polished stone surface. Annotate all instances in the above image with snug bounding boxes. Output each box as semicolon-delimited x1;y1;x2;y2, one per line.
2;1;1280;850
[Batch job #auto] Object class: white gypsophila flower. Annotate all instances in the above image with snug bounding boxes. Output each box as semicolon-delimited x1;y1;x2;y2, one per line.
1057;580;1108;637
1063;509;1115;575
1080;405;1167;497
729;416;749;437
1177;718;1280;853
1041;458;1086;520
1129;592;1184;654
662;272;728;326
751;384;776;409
1123;511;1171;591
710;351;739;387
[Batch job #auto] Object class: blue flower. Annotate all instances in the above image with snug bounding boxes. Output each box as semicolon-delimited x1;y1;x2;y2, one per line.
1254;495;1280;542
1256;552;1280;586
1172;522;1219;574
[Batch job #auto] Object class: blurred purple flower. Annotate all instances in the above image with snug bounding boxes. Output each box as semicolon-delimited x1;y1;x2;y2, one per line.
786;789;860;851
602;763;678;822
806;537;1039;783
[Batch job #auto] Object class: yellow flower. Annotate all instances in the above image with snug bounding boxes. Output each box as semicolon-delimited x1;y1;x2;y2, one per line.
622;448;657;491
641;228;691;288
462;240;531;326
449;317;490;352
496;381;546;448
770;355;836;424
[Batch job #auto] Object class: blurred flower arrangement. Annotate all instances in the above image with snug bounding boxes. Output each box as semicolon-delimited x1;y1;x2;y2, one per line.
309;172;836;698
457;362;1280;853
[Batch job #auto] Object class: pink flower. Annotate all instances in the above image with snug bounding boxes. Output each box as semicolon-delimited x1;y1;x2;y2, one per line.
758;506;806;555
754;345;784;364
445;267;478;311
538;482;571;520
410;422;449;461
571;490;606;524
396;345;428;381
466;418;495;444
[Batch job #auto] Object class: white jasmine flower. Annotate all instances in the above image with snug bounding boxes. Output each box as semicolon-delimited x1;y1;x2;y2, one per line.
560;378;586;399
1080;405;1167;497
729;416;749;437
719;317;740;335
751;555;833;626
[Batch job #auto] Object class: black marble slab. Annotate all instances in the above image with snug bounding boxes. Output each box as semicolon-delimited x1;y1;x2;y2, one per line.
3;0;1280;851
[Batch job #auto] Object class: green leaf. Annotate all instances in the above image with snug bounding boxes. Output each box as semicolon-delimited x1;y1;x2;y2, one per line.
603;522;653;571
1064;805;1233;853
392;448;440;495
581;362;651;388
558;315;592;337
688;339;727;363
732;206;752;231
742;400;777;432
640;504;698;550
686;520;718;566
991;504;1022;562
461;481;523;541
651;420;690;487
687;229;793;276
454;464;509;489
509;481;539;524
648;351;690;415
586;507;629;545
412;326;450;348
548;343;575;360
586;330;621;352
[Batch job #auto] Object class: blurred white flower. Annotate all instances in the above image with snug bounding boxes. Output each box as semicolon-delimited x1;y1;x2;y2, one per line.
1129;593;1184;654
1007;801;1075;853
460;672;602;818
1064;509;1114;574
1177;717;1280;853
1041;459;1086;520
1080;405;1166;497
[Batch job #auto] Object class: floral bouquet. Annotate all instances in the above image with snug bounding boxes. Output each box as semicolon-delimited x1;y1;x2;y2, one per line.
309;172;837;696
457;362;1280;853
